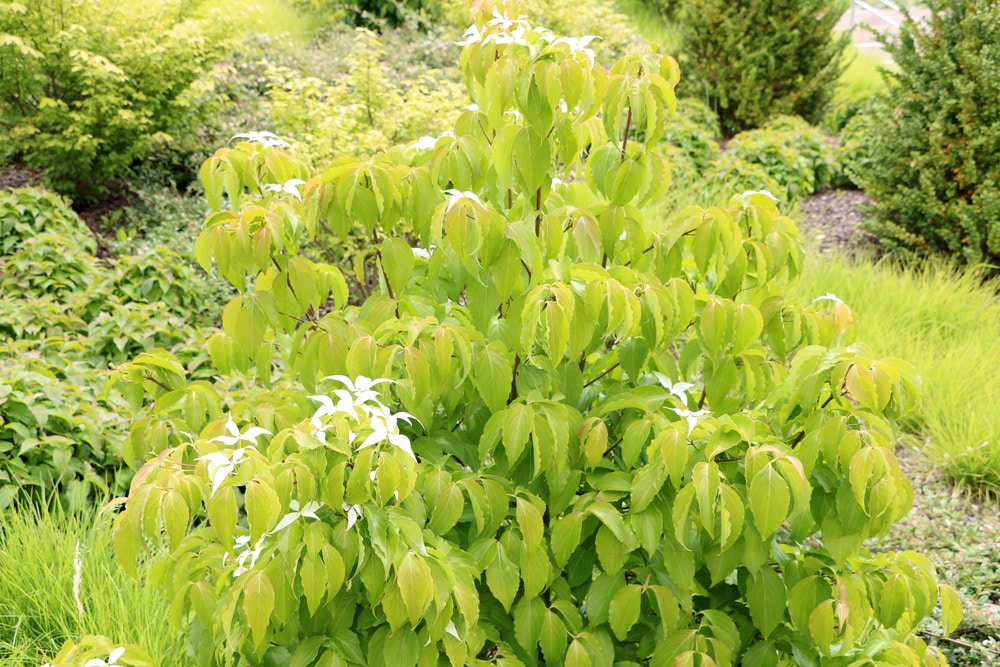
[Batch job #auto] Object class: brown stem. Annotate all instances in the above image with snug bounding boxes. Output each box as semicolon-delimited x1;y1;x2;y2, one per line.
534;187;543;236
619;65;643;160
620;104;634;160
919;630;1000;657
584;362;619;388
508;354;521;403
142;373;173;394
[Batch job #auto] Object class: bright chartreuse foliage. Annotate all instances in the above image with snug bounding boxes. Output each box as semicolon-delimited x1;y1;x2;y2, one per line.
111;2;959;665
0;0;231;203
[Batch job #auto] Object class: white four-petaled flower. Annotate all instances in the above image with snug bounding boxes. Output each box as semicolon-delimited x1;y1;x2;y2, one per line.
211;415;272;448
358;402;419;461
273;500;323;533
196;416;270;497
551;35;598;66
671;407;711;432
651;372;695;405
406;135;438;152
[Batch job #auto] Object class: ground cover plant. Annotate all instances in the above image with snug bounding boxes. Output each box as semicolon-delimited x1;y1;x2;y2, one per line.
93;2;964;665
0;187;225;510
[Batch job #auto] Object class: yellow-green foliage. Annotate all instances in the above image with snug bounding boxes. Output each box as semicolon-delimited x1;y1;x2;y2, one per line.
0;0;233;202
265;28;468;167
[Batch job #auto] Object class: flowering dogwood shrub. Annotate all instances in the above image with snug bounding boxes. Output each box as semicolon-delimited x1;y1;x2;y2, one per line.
111;2;959;665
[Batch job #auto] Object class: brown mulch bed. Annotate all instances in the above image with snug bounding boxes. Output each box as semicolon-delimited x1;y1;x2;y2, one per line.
0;165;44;191
797;189;882;255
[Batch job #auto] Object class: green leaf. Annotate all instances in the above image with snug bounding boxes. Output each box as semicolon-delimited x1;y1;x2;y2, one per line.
551;512;584;568
290;637;326;667
380;237;415;294
565;638;592;667
300;552;327;615
161;489;189;550
397;551;433;625
939;584;963;636
485;543;520;612
513;596;546;655
585;502;628;543
748;465;790;540
630;462;665;513
243;571;275;650
473;343;513;413
609;584;642;640
539;607;568;663
516;496;544;553
808;600;836;655
383;628;420;667
428;482;464;534
746;567;786;638
322;545;346;598
246;477;280;543
503;403;533;465
208;489;237;549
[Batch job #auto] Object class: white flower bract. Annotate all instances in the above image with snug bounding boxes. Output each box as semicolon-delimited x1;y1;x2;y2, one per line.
231;130;290;148
262;178;306;200
814;292;845;305
444;189;483;213
82;647;125;667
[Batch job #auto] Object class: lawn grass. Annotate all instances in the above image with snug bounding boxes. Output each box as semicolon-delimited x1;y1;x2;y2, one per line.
196;0;325;42
0;503;177;667
611;0;683;53
784;251;1000;495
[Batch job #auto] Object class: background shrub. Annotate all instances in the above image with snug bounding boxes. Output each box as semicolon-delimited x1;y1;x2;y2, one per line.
0;188;94;254
726;115;836;201
294;0;442;29
93;247;221;327
265;27;467;168
0;0;231;203
0;342;128;510
676;0;851;137
0;234;97;299
843;0;1000;268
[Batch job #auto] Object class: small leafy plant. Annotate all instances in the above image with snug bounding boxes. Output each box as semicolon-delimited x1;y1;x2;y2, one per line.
112;3;959;665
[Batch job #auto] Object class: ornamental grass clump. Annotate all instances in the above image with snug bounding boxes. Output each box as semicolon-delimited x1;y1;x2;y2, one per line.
109;2;959;665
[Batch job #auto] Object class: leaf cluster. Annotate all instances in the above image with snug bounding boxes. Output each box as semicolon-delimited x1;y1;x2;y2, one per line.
0;188;222;508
